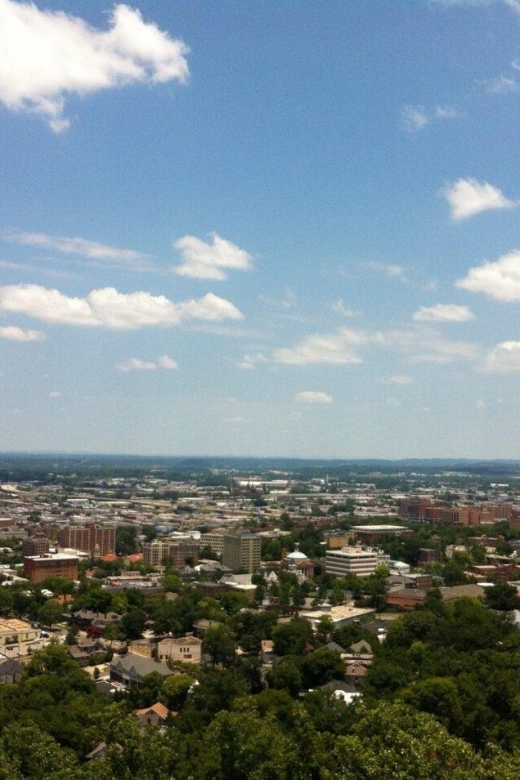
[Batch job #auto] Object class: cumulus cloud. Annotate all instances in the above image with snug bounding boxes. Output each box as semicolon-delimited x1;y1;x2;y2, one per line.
7;231;151;270
442;178;517;220
273;328;369;366
412;304;474;322
0;1;189;131
0;324;45;341
0;284;243;329
482;341;520;373
295;391;334;404
456;250;520;301
117;358;156;372
158;355;178;370
173;233;253;280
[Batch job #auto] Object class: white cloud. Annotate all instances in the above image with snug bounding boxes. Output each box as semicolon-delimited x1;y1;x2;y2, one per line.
412;304;474;322
259;290;296;309
402;105;429;132
380;329;480;364
363;262;406;280
435;105;462;119
0;1;189;131
295;391;334;405
0;284;243;329
386;397;401;407
7;231;151;269
480;75;518;94
273;328;369;366
173;233;253;280
117;358;156;372
505;0;520;14
0;324;45;341
47;390;61;398
476;399;486;411
482;341;520;372
442;178;517;220
330;298;361;318
386;375;413;385
236;353;268;370
248;325;478;370
224;416;247;423
456;250;520;301
402;104;461;132
158;355;178;370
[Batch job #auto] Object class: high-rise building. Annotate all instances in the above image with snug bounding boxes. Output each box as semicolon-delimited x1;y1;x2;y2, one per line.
58;524;115;557
143;540;199;568
222;534;261;573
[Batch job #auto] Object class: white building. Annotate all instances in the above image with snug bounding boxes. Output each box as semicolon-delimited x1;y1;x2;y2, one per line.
325;546;388;578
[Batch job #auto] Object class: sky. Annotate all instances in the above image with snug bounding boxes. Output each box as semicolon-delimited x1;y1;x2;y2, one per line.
1;0;520;460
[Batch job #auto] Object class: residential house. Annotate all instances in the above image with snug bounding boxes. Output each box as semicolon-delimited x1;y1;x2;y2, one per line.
110;653;174;688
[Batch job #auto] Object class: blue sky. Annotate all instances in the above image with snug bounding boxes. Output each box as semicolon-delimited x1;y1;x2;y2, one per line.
1;0;520;458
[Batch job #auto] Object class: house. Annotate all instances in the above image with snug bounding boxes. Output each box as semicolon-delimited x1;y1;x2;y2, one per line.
157;635;202;664
0;658;23;684
109;653;174;688
318;679;362;705
134;701;172;727
349;640;373;656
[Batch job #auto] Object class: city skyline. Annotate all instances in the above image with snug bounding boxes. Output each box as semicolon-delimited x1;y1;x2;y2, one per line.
1;0;520;459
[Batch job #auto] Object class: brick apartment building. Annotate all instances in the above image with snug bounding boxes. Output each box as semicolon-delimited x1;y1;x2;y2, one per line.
59;524;115;557
22;534;50;557
24;553;79;584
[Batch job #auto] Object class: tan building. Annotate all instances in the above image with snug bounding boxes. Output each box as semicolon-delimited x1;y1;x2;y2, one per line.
222;534;261;573
24;553;79;584
0;618;39;646
157;635;202;664
201;531;228;557
143;541;199;568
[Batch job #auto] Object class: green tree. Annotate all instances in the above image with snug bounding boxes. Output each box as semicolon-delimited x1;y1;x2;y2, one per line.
272;618;313;656
203;624;236;668
37;600;64;629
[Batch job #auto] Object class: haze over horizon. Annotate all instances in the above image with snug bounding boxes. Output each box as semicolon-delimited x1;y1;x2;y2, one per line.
1;0;519;459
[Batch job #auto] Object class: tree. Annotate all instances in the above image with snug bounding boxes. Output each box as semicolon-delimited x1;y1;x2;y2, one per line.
203;624;236;668
272;618;313;657
162;673;194;711
300;647;345;689
486;582;520;611
37;600;63;629
120;609;147;640
267;657;302;696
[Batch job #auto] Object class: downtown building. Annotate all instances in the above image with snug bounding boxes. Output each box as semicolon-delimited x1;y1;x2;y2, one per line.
222;534;261;573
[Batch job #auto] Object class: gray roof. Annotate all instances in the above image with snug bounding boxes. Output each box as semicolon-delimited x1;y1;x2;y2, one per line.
110;652;173;679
